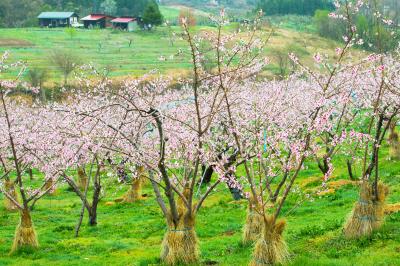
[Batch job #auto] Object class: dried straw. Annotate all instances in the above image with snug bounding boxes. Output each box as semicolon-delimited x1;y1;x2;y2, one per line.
77;167;88;191
243;197;264;244
344;181;389;238
123;165;147;203
250;215;289;266
4;179;18;211
11;209;39;252
161;186;199;265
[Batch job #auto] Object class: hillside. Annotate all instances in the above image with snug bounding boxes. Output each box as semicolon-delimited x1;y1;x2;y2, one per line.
0;23;348;86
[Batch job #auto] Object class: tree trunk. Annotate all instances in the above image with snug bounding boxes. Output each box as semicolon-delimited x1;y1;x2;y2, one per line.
242;197;263;244
12;208;38;252
28;168;33;181
347;159;356;181
4;179;19;211
88;180;101;226
250;215;289;266
317;157;329;175
88;208;97;226
344;181;389;238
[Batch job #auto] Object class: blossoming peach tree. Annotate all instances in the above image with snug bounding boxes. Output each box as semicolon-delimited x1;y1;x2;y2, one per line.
325;0;400;239
0;53;65;252
72;11;271;265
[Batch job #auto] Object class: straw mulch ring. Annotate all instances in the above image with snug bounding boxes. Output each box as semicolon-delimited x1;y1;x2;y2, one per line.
12;209;39;252
4;179;19;211
343;181;389;238
317;180;357;197
385;203;400;215
243;197;264;244
250;215;289;266
328;180;357;189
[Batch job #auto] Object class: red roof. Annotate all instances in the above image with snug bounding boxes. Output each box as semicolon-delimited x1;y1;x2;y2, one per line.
81;14;109;21
111;17;136;23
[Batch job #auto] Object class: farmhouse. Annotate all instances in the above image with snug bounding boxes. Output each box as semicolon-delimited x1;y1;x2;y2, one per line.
111;17;138;32
81;14;115;29
37;12;78;28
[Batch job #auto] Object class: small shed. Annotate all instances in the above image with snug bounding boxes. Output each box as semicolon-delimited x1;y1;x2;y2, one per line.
81;14;114;29
111;17;138;32
38;12;79;27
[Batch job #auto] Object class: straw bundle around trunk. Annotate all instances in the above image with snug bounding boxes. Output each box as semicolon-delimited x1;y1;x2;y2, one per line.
77;167;88;191
344;181;389;238
44;178;56;195
388;121;399;143
11;208;38;252
4;179;18;211
389;138;400;159
123;166;147;203
161;187;199;265
250;215;289;266
388;122;400;159
243;197;264;244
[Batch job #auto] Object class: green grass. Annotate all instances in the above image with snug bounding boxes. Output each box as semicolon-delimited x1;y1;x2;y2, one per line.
0;27;194;83
159;5;212;24
0;142;399;265
267;15;317;33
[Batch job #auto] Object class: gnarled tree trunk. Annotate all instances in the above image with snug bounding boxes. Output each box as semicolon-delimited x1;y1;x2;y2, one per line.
250;215;289;266
12;208;38;252
344;181;389;238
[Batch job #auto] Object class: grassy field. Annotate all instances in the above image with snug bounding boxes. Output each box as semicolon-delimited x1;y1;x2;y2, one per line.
0;27;191;82
159;5;211;24
0;140;399;266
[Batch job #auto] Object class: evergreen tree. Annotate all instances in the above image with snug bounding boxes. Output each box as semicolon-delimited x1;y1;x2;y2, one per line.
100;0;117;15
142;0;163;29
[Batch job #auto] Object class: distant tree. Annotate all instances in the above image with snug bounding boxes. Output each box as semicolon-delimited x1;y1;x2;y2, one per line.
142;0;163;29
50;50;79;86
0;0;45;27
257;0;333;16
26;67;48;100
273;51;289;79
314;9;344;40
65;27;77;40
100;0;117;15
116;0;148;16
178;8;196;27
